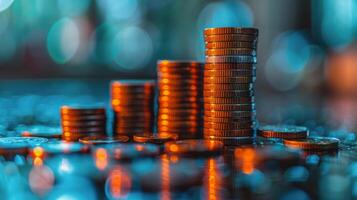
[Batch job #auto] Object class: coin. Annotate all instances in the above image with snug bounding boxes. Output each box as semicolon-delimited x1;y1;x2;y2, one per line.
204;83;253;90
204;110;255;118
204;90;254;98
61;120;107;128
203;129;254;137
164;139;223;156
205;48;256;56
204;69;255;77
60;105;105;113
79;135;129;144
111;80;156;87
204;115;254;123
204;76;255;84
204;103;254;111
258;125;309;139
283;137;339;151
204;121;253;130
204;135;254;146
205;63;256;70
204;27;258;36
61;114;107;121
204;97;254;104
157;126;200;132
157;60;203;67
133;133;178;144
205;34;257;42
158;115;202;121
97;143;160;160
206;55;257;63
205;41;256;49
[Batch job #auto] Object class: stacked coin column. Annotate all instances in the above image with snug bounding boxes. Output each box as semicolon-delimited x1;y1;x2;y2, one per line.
111;80;155;137
203;27;258;143
157;60;204;139
61;106;107;141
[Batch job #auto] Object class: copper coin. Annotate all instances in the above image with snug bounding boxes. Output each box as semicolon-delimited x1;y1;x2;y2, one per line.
204;27;258;36
61;106;106;115
204;76;254;84
204;34;257;42
204;96;253;104
205;41;256;49
204;103;254;111
205;63;256;70
204;90;254;98
204;69;255;77
133;133;178;144
79;135;129;144
204;83;253;90
61;115;106;121
205;55;257;64
258;125;308;139
157;60;203;67
283;137;339;151
204;116;255;123
203;128;254;137
204;121;253;130
111;80;156;88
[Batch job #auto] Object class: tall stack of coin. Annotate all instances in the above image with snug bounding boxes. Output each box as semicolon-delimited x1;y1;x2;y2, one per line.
157;60;204;139
203;27;258;144
61;106;107;141
111;80;155;137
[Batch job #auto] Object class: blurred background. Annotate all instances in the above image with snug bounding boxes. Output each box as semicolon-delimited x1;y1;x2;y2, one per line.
0;0;355;137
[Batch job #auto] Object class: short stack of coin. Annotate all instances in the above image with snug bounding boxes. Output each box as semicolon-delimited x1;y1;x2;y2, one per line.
60;106;107;141
111;80;155;137
203;27;258;144
157;60;204;139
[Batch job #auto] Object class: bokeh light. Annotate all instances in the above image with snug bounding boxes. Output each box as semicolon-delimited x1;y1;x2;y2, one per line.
0;0;14;12
97;0;138;21
265;31;312;91
47;18;80;64
319;0;355;48
29;165;54;195
57;0;91;17
105;166;132;200
111;26;153;71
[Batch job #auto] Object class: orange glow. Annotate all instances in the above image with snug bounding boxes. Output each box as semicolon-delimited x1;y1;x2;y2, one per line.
206;158;222;200
160;155;171;200
33;157;43;166
33;147;44;157
326;48;357;95
95;148;108;170
234;148;256;174
112;99;120;106
135;145;144;151
63;132;71;137
108;166;132;199
22;131;30;137
169;144;178;152
169;155;179;163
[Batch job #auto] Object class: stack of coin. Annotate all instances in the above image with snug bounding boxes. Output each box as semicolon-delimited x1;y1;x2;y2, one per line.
203;27;258;143
111;80;155;137
61;106;107;141
157;60;204;139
